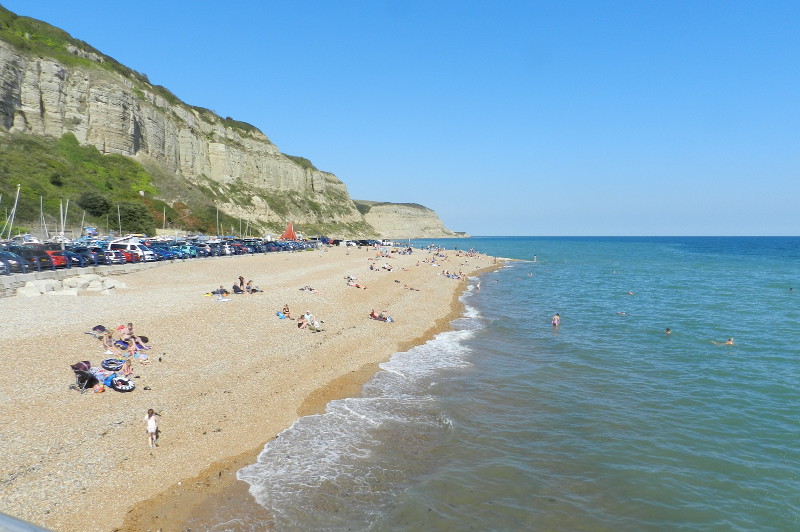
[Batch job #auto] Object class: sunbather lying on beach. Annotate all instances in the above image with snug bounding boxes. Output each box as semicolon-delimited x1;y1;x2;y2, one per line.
299;285;318;293
369;309;393;322
211;286;230;297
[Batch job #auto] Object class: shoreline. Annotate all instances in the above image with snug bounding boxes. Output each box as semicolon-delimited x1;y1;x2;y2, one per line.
0;245;499;532
122;276;473;531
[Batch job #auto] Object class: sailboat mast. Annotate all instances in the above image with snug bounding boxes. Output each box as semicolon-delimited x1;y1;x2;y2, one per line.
5;184;21;240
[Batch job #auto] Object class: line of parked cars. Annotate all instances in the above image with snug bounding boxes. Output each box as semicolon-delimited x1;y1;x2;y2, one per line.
0;237;321;275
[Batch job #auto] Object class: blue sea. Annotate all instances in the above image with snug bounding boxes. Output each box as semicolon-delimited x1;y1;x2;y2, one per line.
219;237;800;531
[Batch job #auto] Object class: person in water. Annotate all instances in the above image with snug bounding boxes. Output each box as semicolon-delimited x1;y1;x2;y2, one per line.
712;337;734;345
665;328;672;335
552;313;560;326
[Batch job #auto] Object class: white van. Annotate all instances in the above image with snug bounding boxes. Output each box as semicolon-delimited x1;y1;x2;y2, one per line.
108;242;156;262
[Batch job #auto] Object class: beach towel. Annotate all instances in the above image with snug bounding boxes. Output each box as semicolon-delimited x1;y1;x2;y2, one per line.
277;311;286;319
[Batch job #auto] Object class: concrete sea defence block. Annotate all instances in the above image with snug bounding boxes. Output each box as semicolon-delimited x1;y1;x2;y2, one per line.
85;280;105;291
15;285;43;297
46;289;79;296
26;279;62;293
102;278;126;289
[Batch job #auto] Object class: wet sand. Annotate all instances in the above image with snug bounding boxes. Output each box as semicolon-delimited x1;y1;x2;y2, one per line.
0;245;497;531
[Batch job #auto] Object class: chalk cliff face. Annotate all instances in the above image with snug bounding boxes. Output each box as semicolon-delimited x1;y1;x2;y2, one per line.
0;38;362;228
0;11;459;237
355;201;462;239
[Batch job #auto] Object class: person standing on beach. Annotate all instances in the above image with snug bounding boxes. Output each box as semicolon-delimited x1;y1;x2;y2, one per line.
144;409;159;448
552;313;560;326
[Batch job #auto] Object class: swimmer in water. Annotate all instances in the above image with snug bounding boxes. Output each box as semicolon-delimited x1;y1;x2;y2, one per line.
552;313;560;326
665;328;671;335
712;337;734;345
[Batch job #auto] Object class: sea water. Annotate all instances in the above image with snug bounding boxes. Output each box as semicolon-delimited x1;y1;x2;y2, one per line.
214;237;799;531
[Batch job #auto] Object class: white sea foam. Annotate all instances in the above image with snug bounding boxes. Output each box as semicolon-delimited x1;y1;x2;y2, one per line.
237;309;485;530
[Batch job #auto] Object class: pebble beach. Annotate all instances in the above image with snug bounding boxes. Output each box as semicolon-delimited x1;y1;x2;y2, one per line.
0;244;497;531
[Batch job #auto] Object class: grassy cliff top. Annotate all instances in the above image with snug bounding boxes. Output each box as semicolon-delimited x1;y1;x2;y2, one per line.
352;200;429;215
0;5;265;137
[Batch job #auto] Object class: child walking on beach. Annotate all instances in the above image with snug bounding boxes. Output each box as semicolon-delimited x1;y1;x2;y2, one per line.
144;408;160;448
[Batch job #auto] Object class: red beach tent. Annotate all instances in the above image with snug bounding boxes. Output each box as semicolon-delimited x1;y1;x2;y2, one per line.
279;222;297;240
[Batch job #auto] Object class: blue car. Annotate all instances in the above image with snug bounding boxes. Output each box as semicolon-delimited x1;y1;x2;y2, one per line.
150;247;176;260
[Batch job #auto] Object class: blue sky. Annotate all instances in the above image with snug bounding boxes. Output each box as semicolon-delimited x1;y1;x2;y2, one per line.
3;1;799;235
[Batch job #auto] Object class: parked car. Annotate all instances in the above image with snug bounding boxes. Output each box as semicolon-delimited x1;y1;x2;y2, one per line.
194;243;212;257
178;244;199;258
105;250;128;264
46;250;87;268
70;246;109;265
9;245;54;270
44;250;68;268
167;246;188;259
108;242;155;262
117;249;136;263
140;245;164;261
0;250;28;273
149;247;177;261
229;242;247;254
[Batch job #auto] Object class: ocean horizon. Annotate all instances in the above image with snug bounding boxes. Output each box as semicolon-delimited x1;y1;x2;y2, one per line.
197;236;799;531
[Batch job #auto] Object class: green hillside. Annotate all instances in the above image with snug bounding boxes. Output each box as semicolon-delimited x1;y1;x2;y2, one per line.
0;132;373;238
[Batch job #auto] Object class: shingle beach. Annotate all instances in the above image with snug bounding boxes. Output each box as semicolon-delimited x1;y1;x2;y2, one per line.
0;245;498;531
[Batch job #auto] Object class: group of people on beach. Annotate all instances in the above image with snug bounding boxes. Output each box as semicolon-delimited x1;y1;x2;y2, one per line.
297;310;323;332
99;322;152;365
208;275;262;298
87;322;161;447
232;275;262;294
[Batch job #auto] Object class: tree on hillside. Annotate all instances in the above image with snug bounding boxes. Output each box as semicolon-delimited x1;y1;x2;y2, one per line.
118;202;156;235
77;191;111;217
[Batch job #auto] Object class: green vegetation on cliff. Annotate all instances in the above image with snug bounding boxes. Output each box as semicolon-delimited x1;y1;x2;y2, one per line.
0;5;149;86
0;132;374;238
0;5;263;137
352;200;428;215
0;132;159;234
